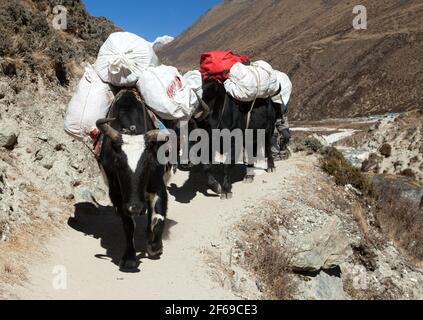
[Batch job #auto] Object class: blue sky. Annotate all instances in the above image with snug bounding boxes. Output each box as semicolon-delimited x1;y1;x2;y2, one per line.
83;0;221;42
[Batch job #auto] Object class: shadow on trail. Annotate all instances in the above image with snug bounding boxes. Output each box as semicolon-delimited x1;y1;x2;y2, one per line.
168;165;247;204
68;203;178;272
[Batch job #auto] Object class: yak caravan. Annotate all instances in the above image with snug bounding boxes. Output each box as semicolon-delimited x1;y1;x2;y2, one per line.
1;0;422;307
64;36;288;176
63;31;288;265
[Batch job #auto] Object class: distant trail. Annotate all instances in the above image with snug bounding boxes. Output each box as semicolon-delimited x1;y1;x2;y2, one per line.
9;157;303;300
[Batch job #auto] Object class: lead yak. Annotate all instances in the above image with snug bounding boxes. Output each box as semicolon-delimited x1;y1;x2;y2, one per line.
96;89;171;271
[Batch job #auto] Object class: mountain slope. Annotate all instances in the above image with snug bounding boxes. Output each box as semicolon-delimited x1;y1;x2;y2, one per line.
159;0;423;120
0;0;117;264
0;0;119;86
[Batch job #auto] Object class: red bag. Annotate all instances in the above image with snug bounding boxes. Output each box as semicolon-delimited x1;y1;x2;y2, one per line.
200;51;249;82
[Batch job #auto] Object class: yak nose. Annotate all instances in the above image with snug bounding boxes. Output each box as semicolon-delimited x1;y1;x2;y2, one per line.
126;204;145;216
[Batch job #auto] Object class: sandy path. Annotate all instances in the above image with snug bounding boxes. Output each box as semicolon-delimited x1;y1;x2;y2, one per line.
9;158;300;300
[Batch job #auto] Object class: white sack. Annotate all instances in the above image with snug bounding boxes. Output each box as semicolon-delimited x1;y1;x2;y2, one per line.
137;65;198;120
94;32;159;87
64;65;114;140
224;61;280;102
183;70;203;99
272;71;292;106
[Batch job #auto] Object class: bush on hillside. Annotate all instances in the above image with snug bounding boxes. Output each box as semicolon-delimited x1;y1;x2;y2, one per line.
320;147;377;198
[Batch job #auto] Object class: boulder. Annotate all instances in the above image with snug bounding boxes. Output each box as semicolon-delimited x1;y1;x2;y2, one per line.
296;270;349;300
0;118;19;150
400;168;416;179
0;82;9;100
379;143;392;158
291;216;353;272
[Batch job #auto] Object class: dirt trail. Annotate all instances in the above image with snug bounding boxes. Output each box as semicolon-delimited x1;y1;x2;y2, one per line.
8;158;302;300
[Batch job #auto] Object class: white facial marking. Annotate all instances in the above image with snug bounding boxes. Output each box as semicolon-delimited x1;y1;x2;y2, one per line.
148;193;165;232
121;135;146;173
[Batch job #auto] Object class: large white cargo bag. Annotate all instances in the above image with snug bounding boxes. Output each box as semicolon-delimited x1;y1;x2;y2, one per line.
224;61;279;102
64;65;114;140
94;32;159;87
272;71;292;106
137;65;198;120
183;70;203;99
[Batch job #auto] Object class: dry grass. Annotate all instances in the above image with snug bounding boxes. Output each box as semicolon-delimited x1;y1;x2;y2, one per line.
0;218;64;299
351;203;370;239
320;147;377;199
247;240;295;300
375;192;423;262
343;276;399;300
0;176;72;298
236;201;296;300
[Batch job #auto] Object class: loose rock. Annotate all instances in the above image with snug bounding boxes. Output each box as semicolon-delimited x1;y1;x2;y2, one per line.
291;216;353;272
297;270;349;300
379;143;392;158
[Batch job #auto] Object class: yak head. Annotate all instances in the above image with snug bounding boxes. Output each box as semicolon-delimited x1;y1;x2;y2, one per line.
97;90;168;217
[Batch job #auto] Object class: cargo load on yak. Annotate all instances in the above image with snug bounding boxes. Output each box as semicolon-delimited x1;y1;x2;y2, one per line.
200;51;249;82
272;71;292;107
64;64;114;141
183;70;203;100
136;65;200;121
65;33;206;144
224;60;280;102
94;32;159;87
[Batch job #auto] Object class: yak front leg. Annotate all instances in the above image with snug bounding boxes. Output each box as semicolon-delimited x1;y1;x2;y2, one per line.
119;213;138;271
147;191;167;258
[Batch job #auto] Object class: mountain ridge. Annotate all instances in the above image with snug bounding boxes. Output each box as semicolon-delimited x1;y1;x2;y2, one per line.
159;0;423;120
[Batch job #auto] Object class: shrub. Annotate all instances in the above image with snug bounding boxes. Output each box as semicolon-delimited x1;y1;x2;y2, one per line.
248;241;295;299
375;192;423;261
237;201;296;299
320;147;377;198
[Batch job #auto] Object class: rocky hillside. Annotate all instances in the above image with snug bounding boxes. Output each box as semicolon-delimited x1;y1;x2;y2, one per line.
159;0;423;120
0;0;118;242
339;110;423;185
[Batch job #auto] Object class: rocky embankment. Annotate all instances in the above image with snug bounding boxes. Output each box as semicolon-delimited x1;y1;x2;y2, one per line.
0;0;117;242
210;150;423;300
341;110;423;183
337;110;423;211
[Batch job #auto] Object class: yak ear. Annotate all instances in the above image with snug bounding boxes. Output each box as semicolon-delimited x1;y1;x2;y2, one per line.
96;118;122;142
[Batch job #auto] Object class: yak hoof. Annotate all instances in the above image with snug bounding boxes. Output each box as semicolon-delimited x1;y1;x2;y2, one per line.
119;257;139;272
209;183;222;195
267;167;276;173
243;176;255;184
220;193;233;200
147;243;163;259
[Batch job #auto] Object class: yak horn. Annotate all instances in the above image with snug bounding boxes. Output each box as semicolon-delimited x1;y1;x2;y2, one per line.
96;118;121;142
145;130;169;143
